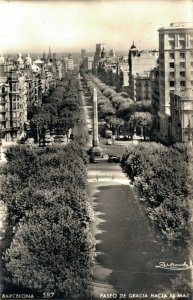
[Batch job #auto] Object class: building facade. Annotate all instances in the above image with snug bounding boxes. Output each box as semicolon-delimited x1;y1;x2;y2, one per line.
0;51;64;143
83;56;94;71
135;72;152;102
158;22;193;141
170;89;193;144
128;43;158;101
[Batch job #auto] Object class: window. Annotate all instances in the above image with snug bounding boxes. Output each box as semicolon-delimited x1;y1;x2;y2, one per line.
191;71;193;77
179;41;185;48
169;53;174;59
169;41;174;49
12;103;16;110
180;52;185;59
190;41;193;47
170;62;175;68
180;81;185;87
12;83;16;92
180;62;185;68
191;81;193;86
180;71;185;77
190;52;193;58
191;62;193;67
170;81;175;87
170;72;174;77
168;33;174;39
179;33;185;39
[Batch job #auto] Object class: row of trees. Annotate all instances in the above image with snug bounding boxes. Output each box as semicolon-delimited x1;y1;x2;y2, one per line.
28;71;81;144
83;72;154;139
121;142;190;248
0;143;94;298
1;71;95;298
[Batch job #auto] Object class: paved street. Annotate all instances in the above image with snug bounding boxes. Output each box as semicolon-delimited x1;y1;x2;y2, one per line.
77;77;191;298
89;180;191;298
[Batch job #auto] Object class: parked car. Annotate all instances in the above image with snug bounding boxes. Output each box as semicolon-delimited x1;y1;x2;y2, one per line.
108;154;120;163
106;139;113;145
25;138;34;144
53;135;67;143
17;139;26;144
105;129;113;138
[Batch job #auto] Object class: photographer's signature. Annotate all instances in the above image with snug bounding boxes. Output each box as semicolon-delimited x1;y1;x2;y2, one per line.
155;259;193;270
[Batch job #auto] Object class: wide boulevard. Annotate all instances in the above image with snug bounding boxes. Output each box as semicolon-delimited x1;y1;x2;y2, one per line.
75;76;191;299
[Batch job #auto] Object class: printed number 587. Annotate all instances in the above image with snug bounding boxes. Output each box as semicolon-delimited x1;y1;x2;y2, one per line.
42;292;55;298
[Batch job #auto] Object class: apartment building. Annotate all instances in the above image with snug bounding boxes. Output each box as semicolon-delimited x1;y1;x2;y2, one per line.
150;67;160;122
128;44;158;101
158;22;193;140
135;71;152;102
0;59;10;140
83;56;94;71
170;89;193;144
0;52;62;143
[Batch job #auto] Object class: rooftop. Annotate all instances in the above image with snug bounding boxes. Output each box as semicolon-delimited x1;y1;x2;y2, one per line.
158;22;193;31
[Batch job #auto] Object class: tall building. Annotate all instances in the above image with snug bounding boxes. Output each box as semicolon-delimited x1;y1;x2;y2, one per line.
109;49;115;58
83;56;94;71
63;54;74;71
158;22;193;140
67;54;74;70
0;56;10;140
94;44;106;69
128;43;158;101
47;46;53;61
81;49;86;60
150;67;160;115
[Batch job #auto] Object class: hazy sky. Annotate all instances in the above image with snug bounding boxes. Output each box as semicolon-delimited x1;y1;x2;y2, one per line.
0;0;192;54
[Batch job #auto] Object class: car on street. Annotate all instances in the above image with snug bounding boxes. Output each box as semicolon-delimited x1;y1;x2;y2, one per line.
17;139;26;144
105;129;113;138
108;154;120;163
106;139;113;145
25;138;35;145
53;135;67;143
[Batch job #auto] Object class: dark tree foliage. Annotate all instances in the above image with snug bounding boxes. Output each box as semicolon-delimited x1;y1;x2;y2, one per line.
28;71;81;142
121;142;190;247
2;81;94;299
82;72;154;137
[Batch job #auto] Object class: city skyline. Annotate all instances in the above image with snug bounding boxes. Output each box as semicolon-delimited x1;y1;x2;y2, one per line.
0;0;192;54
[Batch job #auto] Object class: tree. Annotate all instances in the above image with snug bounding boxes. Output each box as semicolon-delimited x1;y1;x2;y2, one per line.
128;112;154;139
121;142;190;247
4;204;94;297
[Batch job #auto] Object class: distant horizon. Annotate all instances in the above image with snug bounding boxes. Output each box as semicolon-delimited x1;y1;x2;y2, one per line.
2;48;159;58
